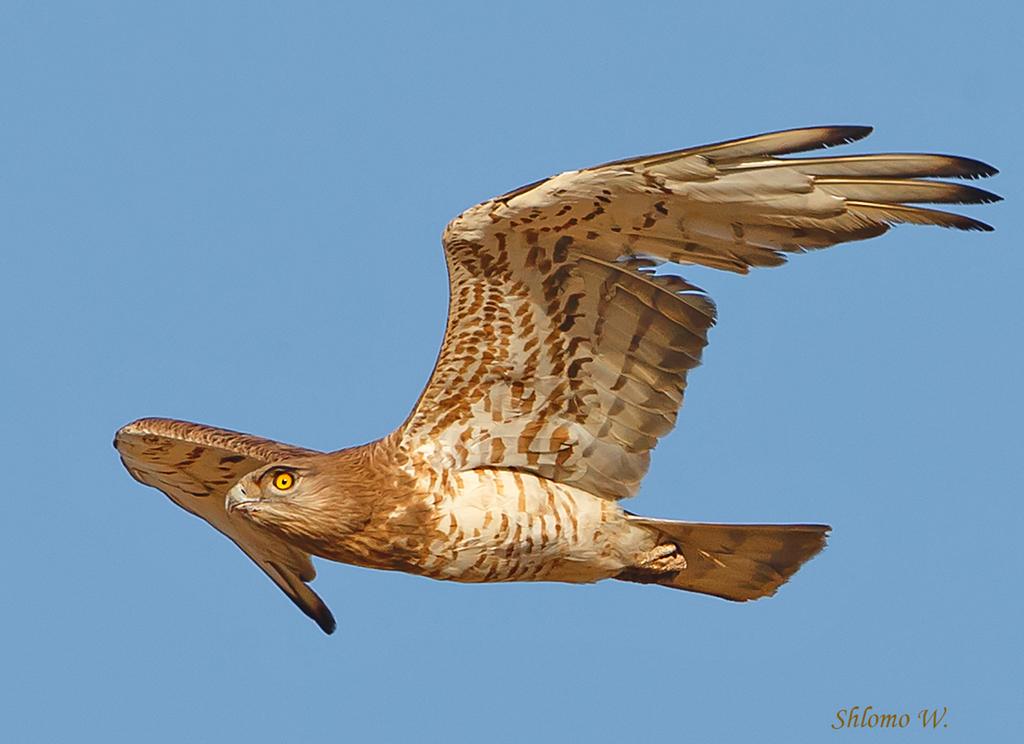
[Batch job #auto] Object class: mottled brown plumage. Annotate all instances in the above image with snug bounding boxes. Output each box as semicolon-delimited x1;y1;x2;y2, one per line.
115;126;999;633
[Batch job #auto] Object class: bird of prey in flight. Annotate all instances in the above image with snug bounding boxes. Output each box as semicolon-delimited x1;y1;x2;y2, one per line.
115;125;999;633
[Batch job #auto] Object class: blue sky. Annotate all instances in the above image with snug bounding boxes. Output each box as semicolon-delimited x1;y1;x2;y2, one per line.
2;2;1020;741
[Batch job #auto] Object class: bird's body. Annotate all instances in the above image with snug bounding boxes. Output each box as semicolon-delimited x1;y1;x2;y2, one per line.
115;125;999;633
218;435;652;584
417;467;652;584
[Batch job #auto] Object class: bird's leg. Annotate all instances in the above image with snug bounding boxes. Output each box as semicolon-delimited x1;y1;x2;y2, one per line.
634;543;687;572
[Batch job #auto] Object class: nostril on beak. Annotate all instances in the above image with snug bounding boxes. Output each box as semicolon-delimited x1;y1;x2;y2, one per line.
226;482;250;513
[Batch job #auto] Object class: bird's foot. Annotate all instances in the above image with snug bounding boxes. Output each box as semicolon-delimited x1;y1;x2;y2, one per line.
635;543;687;572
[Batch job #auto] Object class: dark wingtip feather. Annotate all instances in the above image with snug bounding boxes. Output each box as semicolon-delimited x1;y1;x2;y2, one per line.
728;124;875;157
938;155;999;180
271;561;337;634
317;609;337;635
301;594;337;635
961;218;995;232
941;212;995;232
819;125;874;148
950;184;1003;204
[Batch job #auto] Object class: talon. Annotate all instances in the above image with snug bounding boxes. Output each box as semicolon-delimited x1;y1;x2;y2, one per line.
636;544;687;572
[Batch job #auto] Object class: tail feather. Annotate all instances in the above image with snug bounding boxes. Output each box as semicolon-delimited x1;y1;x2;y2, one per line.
620;518;830;601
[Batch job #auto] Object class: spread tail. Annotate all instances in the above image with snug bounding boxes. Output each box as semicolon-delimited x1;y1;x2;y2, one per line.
619;517;830;601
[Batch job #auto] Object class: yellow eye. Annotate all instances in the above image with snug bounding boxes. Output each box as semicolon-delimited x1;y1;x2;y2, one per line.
272;472;295;491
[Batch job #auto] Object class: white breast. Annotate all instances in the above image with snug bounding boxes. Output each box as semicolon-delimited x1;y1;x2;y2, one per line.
422;469;653;583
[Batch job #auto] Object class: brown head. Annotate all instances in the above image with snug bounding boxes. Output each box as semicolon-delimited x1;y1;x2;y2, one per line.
225;453;373;553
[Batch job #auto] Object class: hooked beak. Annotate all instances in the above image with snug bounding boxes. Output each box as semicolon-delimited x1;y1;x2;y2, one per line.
225;481;259;514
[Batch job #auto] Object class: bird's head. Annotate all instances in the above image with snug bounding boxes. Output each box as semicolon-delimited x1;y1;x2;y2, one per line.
227;460;314;513
226;457;361;547
225;444;402;560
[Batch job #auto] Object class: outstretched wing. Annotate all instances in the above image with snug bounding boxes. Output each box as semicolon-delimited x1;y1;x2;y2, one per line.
114;417;336;634
398;125;998;499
